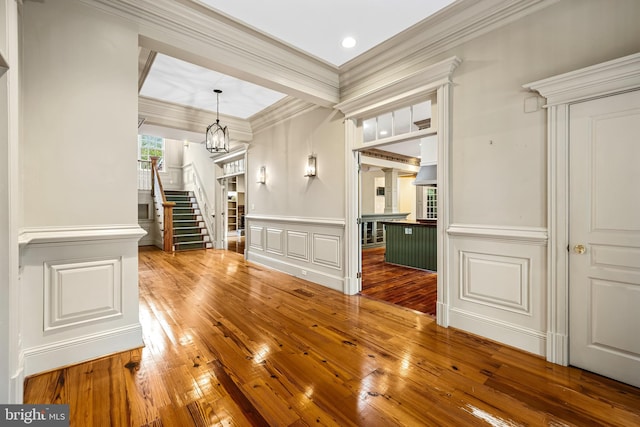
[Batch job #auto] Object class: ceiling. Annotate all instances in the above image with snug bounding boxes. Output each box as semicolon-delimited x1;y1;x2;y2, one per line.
139;0;456;158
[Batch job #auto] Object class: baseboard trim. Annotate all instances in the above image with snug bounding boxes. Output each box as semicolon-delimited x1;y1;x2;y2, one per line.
247;250;344;293
23;324;143;377
9;367;24;404
449;308;546;356
546;330;568;366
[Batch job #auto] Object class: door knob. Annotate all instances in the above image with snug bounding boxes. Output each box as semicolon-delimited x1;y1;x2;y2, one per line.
573;244;586;254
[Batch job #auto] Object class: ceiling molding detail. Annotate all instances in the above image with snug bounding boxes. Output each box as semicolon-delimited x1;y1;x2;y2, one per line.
523;52;640;106
137;47;156;92
250;96;321;135
82;0;339;107
138;96;253;142
361;149;420;167
336;56;461;119
339;0;560;101
360;155;420;175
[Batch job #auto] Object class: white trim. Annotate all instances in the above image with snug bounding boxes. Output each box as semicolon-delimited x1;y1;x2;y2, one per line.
83;0;339;107
250;97;320;135
436;82;452;327
449;308;547;356
211;149;247;164
22;324;143;377
340;0;559;99
341;57;460;323
336;56;461;119
139;96;253;142
524;52;640;365
245;214;345;227
247;251;344;293
447;224;548;244
19;225;146;248
523;53;640;106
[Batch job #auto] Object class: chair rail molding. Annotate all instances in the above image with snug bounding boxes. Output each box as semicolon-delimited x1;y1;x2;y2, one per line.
523;52;640;365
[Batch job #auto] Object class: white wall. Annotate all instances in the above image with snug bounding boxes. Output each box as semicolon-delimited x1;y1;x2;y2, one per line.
451;0;640;227
442;0;640;354
247;106;346;290
398;176;416;221
360;170;383;214
249;107;345;219
159;138;184;191
19;0;144;381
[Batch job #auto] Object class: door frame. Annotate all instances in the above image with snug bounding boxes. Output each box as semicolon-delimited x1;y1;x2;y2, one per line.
524;53;640;365
337;56;460;328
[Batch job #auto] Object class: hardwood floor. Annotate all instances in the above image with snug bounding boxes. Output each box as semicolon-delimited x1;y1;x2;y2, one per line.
360;247;437;316
227;234;245;255
24;247;640;426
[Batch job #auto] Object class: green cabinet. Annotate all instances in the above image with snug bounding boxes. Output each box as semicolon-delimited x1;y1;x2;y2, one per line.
384;222;437;271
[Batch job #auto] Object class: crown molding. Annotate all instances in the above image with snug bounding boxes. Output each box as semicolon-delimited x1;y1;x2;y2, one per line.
81;0;339;107
523;52;640;106
250;96;321;135
336;56;461;119
340;0;560;101
137;47;156;92
138;96;253;142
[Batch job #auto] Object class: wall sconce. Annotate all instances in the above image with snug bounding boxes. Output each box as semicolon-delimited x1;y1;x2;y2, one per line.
257;165;266;184
304;154;317;177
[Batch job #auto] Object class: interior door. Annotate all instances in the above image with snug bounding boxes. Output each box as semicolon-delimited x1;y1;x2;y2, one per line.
569;89;640;388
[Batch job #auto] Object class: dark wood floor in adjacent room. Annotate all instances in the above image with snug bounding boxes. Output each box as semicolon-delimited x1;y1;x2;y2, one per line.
23;247;640;426
360;247;437;316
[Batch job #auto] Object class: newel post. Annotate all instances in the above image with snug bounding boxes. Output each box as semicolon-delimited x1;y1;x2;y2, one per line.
150;156;159;197
163;201;175;252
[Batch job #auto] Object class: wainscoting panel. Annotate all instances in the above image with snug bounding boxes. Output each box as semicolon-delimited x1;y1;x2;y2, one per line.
44;258;123;332
312;234;342;270
287;231;309;262
266;228;285;255
460;251;530;314
246;215;345;292
448;224;547;356
19;225;145;377
249;226;264;251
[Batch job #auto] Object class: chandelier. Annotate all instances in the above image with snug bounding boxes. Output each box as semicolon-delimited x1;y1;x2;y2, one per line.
205;89;229;153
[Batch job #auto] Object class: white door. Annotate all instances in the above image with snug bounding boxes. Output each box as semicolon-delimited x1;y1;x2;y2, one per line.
569;89;640;388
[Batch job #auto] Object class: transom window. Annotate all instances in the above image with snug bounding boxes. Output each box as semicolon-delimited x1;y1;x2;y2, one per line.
362;100;431;142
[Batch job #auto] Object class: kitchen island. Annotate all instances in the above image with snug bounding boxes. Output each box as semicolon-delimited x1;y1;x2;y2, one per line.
383;220;437;271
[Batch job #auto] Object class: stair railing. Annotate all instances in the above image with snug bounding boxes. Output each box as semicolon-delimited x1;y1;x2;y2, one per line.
137;159;152;190
151;156;175;252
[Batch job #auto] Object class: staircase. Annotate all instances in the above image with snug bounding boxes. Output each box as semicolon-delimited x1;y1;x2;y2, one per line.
164;190;213;251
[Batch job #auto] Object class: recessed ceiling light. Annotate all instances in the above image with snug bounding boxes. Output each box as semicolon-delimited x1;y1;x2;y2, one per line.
341;37;357;49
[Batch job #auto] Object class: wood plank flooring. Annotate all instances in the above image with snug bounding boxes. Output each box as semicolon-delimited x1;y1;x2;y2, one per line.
24;247;640;426
360;247;437;316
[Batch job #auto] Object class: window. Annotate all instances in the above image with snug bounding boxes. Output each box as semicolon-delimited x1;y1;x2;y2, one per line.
424;186;437;219
362;100;432;143
138;135;165;171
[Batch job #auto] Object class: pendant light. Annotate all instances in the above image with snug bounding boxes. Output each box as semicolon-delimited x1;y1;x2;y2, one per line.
205;89;230;153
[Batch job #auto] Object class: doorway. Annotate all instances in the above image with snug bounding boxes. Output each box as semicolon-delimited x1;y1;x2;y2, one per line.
568;89;640;388
526;53;640;387
224;174;246;255
357;147;438;316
